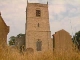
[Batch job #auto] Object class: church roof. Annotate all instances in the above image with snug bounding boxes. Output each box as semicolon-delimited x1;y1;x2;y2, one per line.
0;12;8;27
52;29;71;36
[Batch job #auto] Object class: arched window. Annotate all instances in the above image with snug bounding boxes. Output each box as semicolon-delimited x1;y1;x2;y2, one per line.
36;39;42;51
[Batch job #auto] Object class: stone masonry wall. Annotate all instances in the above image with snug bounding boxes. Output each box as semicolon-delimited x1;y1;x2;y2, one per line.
0;13;9;45
26;2;53;52
53;29;73;53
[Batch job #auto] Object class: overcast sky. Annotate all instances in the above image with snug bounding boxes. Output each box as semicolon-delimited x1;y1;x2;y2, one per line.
0;0;80;42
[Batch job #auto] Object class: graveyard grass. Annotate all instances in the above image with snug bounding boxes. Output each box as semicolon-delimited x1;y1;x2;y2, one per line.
0;43;80;60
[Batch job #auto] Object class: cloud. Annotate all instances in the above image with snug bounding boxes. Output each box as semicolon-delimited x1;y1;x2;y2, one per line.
28;0;39;3
65;0;80;5
49;0;80;36
0;0;80;42
0;0;27;40
49;2;80;21
50;16;80;37
49;4;66;14
50;20;63;35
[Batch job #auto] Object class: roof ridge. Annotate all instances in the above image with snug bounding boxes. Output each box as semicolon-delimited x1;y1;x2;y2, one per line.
0;13;8;27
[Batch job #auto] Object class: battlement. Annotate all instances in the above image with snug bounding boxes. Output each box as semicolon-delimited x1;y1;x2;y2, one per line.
27;3;48;8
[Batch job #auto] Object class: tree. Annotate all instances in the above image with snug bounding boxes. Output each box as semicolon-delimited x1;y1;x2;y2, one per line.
9;33;25;46
73;31;80;50
17;33;25;38
9;36;16;45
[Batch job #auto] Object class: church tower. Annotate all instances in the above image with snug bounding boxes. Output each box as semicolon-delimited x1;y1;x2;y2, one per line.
25;1;53;52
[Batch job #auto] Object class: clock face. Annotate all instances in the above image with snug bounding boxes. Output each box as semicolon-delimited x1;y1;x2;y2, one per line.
36;10;41;17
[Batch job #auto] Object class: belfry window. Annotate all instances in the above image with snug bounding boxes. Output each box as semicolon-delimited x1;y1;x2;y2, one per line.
36;10;41;17
36;39;42;51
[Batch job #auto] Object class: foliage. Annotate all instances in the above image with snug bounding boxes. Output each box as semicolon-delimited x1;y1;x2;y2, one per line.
17;33;25;38
73;31;80;50
9;33;25;46
9;36;16;45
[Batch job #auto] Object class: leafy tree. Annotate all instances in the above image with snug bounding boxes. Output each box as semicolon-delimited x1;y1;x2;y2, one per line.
17;33;25;38
9;36;16;45
73;31;80;50
9;33;25;46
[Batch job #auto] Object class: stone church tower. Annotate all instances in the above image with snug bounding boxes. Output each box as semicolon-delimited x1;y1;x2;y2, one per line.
25;1;53;52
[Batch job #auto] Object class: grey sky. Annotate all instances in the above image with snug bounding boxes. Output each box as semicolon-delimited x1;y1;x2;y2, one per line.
0;0;80;42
